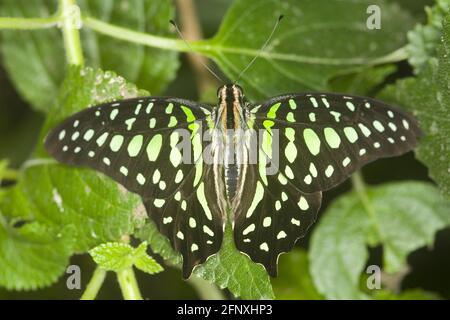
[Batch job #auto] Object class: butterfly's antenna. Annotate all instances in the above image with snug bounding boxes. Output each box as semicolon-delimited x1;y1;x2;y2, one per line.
170;20;224;84
234;15;284;85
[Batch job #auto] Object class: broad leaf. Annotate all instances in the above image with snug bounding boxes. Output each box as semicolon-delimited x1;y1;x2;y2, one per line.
198;0;414;100
309;181;450;299
0;0;178;112
382;14;450;199
329;65;397;96
0;0;63;113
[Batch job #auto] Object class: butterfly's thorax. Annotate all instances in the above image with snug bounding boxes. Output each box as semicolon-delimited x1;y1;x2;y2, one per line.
215;84;248;206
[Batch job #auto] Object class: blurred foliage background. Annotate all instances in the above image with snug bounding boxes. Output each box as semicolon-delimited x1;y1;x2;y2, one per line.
0;0;449;300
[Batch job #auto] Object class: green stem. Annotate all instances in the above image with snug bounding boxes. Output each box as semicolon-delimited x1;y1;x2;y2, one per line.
83;16;409;65
351;171;383;240
0;16;60;29
188;276;226;300
58;0;84;65
83;16;197;53
0;13;410;66
116;267;143;300
80;267;107;300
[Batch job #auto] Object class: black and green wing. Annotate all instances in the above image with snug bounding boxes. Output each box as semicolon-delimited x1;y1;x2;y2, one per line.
45;97;224;278
233;93;421;276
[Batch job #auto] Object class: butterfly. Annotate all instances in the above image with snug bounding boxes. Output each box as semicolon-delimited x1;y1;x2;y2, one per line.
44;83;421;278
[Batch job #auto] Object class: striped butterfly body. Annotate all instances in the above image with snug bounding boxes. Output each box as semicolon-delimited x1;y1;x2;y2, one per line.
45;84;421;278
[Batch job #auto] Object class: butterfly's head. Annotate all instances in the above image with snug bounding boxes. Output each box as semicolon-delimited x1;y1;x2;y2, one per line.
217;84;246;130
217;84;245;105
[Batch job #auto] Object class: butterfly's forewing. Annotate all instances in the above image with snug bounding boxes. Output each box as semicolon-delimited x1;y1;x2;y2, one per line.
233;93;421;275
45;97;224;278
252;93;422;194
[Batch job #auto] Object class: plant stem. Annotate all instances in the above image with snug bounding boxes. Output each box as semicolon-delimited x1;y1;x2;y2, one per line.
84;16;195;53
80;267;107;300
351;171;383;240
58;0;84;65
116;267;143;300
83;16;410;66
0;16;60;29
175;0;219;94
188;276;226;300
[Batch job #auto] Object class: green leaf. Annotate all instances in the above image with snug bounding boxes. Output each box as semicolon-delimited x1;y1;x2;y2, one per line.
194;225;275;300
0;0;178;112
90;242;135;271
89;241;163;274
138;223;274;299
135;218;182;266
0;160;8;184
200;0;414;100
393;0;435;19
329;65;397;96
381;14;450;199
373;288;441;300
134;256;163;275
309;181;450;300
0;221;75;290
0;0;64;113
272;249;323;300
80;0;179;94
0;66;145;290
406;0;450;74
138;222;274;299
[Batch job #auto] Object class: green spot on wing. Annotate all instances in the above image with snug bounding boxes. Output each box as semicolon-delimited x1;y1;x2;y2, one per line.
128;135;143;157
146;134;163;161
303;129;321;156
267;103;281;119
181;105;196;122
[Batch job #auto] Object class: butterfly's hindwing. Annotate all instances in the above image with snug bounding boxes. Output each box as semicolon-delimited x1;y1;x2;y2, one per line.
143;163;224;279
232;158;322;276
45;97;224;278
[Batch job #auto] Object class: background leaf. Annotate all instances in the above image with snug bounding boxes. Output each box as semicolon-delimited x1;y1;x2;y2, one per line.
309;182;450;299
381;13;450;199
0;221;75;290
272;249;322;300
373;288;440;300
406;0;450;74
198;0;414;100
0;0;178;112
329;65;397;95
